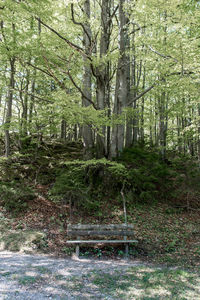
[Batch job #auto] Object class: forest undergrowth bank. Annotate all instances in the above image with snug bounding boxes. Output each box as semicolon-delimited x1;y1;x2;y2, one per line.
0;140;199;270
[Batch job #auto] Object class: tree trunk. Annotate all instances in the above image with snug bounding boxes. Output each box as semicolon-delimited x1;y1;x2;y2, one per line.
21;68;30;137
61;119;66;141
5;58;15;157
198;104;200;164
111;0;130;157
159;90;167;160
95;0;111;158
82;0;94;159
29;72;36;133
140;67;145;144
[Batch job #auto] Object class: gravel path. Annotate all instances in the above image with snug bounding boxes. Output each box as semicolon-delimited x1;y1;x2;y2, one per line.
0;251;145;300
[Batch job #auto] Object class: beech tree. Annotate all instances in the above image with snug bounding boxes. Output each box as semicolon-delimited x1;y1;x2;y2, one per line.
0;0;200;159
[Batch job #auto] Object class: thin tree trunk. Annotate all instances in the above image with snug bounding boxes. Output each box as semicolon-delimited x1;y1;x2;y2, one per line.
61;120;67;141
29;73;36;133
159;89;167;159
198;104;200;164
140;67;145;144
149;97;153;146
177;115;182;153
21;68;30;137
5;58;15;157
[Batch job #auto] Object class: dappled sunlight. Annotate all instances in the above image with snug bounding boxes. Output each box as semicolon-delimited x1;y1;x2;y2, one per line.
0;251;199;299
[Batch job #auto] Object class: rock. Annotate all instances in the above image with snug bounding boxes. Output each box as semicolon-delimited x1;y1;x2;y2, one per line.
0;230;46;252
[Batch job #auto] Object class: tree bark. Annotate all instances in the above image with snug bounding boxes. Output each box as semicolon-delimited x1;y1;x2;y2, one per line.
111;0;130;157
159;89;167;160
198;104;200;164
5;58;15;157
61;119;66;141
95;0;111;158
21;67;30;137
82;0;94;159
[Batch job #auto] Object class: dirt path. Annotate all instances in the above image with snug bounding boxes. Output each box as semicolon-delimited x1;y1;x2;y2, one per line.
0;251;199;300
0;251;146;300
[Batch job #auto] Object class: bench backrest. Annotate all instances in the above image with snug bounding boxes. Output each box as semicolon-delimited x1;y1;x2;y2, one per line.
67;224;134;237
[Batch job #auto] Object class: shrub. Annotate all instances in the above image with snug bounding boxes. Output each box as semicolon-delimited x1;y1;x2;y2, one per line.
0;180;35;214
49;159;128;212
118;146;172;203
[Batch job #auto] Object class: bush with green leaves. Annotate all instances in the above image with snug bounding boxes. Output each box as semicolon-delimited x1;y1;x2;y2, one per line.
49;159;128;212
171;155;200;208
118;146;172;203
0;180;35;214
49;146;200;211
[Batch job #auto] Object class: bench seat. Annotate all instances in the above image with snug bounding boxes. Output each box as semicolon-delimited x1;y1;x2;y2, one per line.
66;223;138;257
66;239;138;244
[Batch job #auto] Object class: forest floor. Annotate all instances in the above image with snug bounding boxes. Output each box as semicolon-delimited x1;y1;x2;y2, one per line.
0;186;200;299
1;185;199;269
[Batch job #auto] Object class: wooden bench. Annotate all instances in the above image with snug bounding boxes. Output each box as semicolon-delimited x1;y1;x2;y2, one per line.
66;224;138;257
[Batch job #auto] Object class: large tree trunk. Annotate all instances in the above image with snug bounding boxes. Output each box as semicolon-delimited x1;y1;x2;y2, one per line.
82;0;94;159
95;0;111;158
110;0;130;157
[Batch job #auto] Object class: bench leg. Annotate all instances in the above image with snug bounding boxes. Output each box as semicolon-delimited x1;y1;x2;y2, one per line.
75;245;80;257
125;244;129;258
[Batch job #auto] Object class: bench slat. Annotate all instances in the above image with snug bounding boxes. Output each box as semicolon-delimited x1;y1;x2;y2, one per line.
67;230;135;236
66;240;138;244
68;224;134;230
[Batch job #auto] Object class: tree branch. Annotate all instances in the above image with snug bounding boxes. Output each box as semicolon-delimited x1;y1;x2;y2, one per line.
42;53;98;110
25;61;53;77
67;70;98;110
127;84;155;106
71;4;92;46
42;55;69;92
14;88;52;103
148;46;178;62
108;5;119;25
36;18;91;60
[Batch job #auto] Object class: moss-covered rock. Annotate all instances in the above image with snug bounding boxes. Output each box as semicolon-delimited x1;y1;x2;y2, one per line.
0;230;46;252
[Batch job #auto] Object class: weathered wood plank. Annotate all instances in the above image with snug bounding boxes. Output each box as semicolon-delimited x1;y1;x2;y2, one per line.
67;230;135;236
68;224;134;230
66;240;138;244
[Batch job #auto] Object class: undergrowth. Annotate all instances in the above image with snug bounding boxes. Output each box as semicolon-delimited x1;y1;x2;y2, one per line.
1;143;200;215
49;146;176;213
0;180;35;215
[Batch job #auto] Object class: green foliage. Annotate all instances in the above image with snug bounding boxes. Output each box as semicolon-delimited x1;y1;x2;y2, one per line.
171;155;200;208
49;147;175;210
119;146;172;203
0;180;35;214
49;159;128;212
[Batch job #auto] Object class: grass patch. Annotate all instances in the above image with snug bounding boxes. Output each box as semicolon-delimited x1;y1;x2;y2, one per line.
36;266;52;274
0;271;12;277
53;266;199;299
85;266;200;299
18;275;41;285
